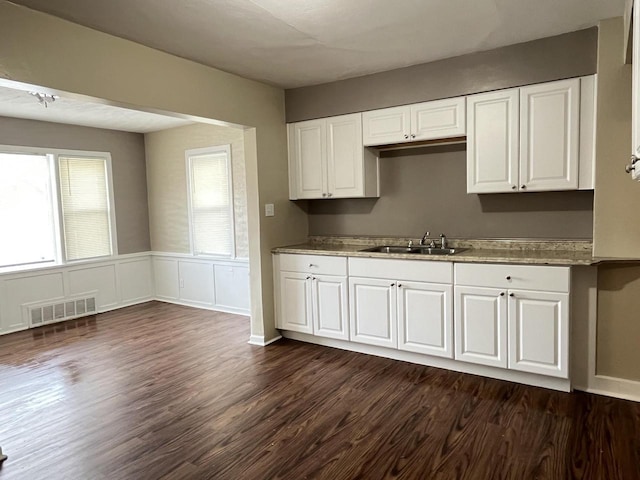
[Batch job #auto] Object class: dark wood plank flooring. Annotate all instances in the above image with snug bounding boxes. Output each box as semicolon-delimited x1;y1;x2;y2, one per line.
0;301;639;479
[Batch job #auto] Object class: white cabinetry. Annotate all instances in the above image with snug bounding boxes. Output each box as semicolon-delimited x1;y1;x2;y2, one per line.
348;258;453;356
454;264;569;378
520;78;580;191
287;114;379;199
467;77;593;193
363;97;466;146
632;0;640;180
276;254;349;340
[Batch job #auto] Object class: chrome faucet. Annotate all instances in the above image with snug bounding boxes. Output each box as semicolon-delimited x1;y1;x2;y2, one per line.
440;233;447;249
419;230;431;246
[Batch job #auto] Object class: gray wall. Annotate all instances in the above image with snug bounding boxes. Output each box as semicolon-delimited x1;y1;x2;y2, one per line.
0;116;151;254
285;28;597;122
307;145;594;239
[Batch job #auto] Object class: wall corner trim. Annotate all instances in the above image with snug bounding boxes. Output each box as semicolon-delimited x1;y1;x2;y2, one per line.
248;334;283;346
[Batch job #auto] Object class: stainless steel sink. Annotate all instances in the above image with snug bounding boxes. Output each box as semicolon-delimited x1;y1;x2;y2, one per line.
360;245;417;254
359;245;466;255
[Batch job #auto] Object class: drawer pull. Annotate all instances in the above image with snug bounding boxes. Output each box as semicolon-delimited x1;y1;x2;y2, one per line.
390;283;396;287
506;276;511;280
306;276;311;280
509;293;515;297
309;263;318;268
500;292;505;296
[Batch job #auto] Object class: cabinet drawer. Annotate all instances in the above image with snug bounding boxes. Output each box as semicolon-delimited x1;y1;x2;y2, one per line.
349;258;452;284
279;254;347;275
455;263;569;292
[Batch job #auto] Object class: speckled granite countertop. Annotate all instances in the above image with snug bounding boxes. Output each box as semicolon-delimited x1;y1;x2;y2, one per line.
272;236;611;266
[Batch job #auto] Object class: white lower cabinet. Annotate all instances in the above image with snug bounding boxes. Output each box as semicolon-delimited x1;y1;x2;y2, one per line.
348;258;453;353
274;254;571;387
454;286;508;368
276;254;349;340
279;271;314;334
313;274;349;340
454;264;570;379
397;281;452;358
508;289;568;378
349;276;397;348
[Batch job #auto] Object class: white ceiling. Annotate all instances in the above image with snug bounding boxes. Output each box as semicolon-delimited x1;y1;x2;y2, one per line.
0;85;194;133
10;0;626;88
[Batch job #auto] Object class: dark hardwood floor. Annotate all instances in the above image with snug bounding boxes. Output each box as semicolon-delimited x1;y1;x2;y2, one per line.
0;301;639;479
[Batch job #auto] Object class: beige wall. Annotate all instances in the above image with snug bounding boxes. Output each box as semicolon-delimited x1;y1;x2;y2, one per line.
0;1;309;341
592;18;640;383
145;123;249;258
285;28;597;122
308;146;594;239
593;18;640;257
597;264;640;381
0;115;150;254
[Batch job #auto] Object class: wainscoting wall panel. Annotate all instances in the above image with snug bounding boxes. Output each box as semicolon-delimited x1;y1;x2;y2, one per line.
0;252;250;336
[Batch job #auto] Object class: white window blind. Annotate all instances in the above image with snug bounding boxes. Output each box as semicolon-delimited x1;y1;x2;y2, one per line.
187;147;234;257
58;156;113;260
0;153;57;268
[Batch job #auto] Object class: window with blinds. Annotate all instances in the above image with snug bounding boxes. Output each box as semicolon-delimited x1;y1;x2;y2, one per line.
0;146;116;271
58;156;113;260
186;146;234;257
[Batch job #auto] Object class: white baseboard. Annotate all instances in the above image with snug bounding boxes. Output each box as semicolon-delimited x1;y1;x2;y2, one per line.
248;334;282;346
282;331;571;392
582;375;640;402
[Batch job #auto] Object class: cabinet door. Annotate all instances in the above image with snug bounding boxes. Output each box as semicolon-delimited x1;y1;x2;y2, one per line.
397;281;453;358
362;106;410;146
634;0;640;180
466;89;519;193
279;271;313;334
508;290;569;378
349;277;397;348
454;286;508;368
327;114;364;198
291;119;327;199
520;78;580;191
312;274;349;341
411;97;466;141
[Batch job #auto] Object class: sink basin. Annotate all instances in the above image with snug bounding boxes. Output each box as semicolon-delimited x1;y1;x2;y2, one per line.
413;247;466;255
360;245;417;254
359;245;466;255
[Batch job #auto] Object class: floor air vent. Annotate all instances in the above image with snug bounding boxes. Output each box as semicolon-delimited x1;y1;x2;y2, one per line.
26;294;98;328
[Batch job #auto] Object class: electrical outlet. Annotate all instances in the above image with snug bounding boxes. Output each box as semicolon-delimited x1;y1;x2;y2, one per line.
265;203;275;217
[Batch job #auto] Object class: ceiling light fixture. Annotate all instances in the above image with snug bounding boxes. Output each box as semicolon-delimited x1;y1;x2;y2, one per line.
29;91;59;108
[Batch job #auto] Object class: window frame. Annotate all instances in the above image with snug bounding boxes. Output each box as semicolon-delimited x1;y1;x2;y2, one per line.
185;145;236;259
0;144;118;271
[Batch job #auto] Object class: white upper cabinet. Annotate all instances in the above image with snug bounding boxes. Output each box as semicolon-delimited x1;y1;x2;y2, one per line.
363;97;466;146
289;119;326;199
467;77;593;194
288;113;379;200
466;89;520;193
362;106;410;145
520;78;580;192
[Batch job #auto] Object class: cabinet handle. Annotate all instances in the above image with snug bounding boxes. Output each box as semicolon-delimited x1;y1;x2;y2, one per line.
404;134;409;139
521;185;527;190
509;293;515;297
322;193;327;197
327;192;333;197
309;264;317;267
500;292;505;296
506;276;511;280
511;185;517;190
398;284;403;287
411;134;416;139
390;283;395;287
312;277;316;280
306;276;311;280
